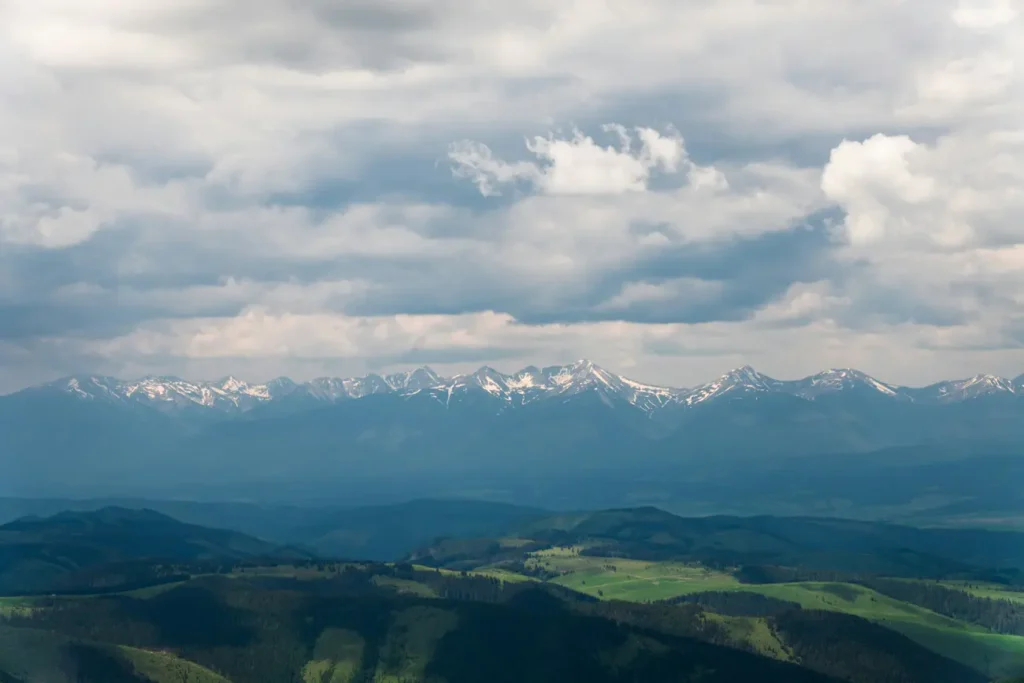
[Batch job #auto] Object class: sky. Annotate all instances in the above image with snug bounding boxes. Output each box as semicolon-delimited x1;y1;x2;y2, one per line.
0;0;1022;392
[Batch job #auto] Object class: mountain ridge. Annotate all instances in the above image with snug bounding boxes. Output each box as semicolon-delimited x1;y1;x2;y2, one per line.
23;360;1023;416
0;506;310;594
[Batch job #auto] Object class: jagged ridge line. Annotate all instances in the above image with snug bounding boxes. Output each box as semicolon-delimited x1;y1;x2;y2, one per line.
34;360;1024;413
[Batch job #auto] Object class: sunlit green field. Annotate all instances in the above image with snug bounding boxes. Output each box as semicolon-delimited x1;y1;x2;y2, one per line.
528;546;739;601
0;597;37;617
530;550;1024;679
7;554;1024;680
371;575;439;597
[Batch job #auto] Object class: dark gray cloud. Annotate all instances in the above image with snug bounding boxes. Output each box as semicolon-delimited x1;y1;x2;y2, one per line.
0;213;840;342
155;0;469;71
509;222;839;325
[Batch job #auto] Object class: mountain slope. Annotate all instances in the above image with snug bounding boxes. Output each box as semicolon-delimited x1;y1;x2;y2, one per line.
292;499;550;560
6;561;999;683
0;624;230;683
0;498;551;561
0;507;304;594
7;573;842;683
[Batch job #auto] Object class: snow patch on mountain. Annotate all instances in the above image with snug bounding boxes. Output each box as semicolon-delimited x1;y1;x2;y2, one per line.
36;361;1023;415
788;368;901;400
925;374;1018;402
681;366;781;406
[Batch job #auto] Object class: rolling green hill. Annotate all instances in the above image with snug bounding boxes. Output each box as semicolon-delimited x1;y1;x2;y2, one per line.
405;507;1024;680
0;507;308;594
2;571;841;683
413;506;1024;581
5;505;1024;681
0;498;553;562
479;547;1024;678
0;623;230;683
4;559;996;683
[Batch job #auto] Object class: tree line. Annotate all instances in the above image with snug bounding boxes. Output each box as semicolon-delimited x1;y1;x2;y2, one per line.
858;578;1024;636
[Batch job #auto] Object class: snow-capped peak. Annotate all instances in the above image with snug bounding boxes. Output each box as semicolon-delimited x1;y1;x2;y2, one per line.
63;376;118;400
507;366;542;390
217;376;246;392
966;374;1014;389
726;365;778;388
467;366;510;395
543;359;614;391
33;362;1024;415
928;374;1017;402
385;367;441;392
413;359;681;414
792;368;899;399
682;366;780;406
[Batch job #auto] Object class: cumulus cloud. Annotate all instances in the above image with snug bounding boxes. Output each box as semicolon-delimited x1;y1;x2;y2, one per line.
448;125;692;196
814;0;1024;358
822;134;939;247
2;0;1024;391
823;130;1024;251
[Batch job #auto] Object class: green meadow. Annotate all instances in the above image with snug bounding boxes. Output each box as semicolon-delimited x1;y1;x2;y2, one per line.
525;549;1024;679
0;597;36;618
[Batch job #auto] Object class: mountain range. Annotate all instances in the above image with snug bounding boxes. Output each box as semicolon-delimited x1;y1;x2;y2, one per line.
22;360;1024;416
3;360;1023;505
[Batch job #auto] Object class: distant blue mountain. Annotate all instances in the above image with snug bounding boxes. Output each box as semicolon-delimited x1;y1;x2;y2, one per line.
1;361;1021;502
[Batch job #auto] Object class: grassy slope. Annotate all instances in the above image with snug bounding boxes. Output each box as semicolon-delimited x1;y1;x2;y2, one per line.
0;624;228;683
0;598;36;618
374;606;460;683
531;548;740;601
7;576;839;683
704;613;794;661
530;549;1024;679
118;647;231;683
9;556;1023;680
301;628;365;683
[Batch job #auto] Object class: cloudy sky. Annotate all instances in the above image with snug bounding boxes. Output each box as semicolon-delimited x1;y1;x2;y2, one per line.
1;0;1022;392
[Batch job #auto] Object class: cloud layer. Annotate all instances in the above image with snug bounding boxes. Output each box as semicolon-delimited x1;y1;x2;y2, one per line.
0;0;1022;391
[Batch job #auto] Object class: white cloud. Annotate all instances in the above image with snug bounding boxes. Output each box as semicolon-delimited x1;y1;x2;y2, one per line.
822;134;939;247
814;0;1023;355
823;130;1024;252
914;53;1015;112
752;282;851;326
2;0;1024;390
447;141;540;197
0;148;197;248
65;303;1023;390
952;0;1018;31
595;278;724;314
449;125;687;196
